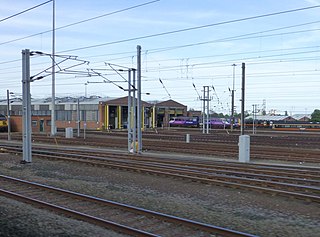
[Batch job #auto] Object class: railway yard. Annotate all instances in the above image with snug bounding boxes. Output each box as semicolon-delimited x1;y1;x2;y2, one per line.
0;129;319;236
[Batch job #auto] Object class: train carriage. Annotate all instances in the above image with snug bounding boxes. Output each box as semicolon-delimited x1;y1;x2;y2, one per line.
169;116;234;129
272;122;320;131
169;116;199;127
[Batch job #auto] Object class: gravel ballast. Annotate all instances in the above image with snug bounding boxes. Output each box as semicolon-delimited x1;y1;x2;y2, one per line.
0;151;319;237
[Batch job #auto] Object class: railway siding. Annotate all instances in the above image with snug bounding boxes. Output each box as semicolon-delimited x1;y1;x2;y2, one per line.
0;175;256;237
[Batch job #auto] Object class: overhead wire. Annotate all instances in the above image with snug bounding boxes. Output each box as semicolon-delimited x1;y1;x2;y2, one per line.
0;0;160;46
0;0;52;23
72;21;320;65
1;19;319;69
145;20;320;54
58;4;320;53
1;2;320;106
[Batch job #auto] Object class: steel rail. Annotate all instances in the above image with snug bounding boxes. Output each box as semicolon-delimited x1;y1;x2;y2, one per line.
2;146;319;202
3;133;320;163
3;144;319;182
1;143;319;176
0;175;256;237
29;148;320;187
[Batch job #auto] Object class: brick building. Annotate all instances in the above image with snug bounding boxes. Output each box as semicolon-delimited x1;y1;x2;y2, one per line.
0;96;188;132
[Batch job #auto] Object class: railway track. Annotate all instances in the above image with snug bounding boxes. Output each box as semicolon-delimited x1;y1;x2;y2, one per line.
2;130;320;163
1;144;319;203
2;133;319;163
0;175;256;237
92;130;320;149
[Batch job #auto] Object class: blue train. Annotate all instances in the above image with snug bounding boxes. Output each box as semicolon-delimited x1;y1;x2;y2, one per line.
169;116;234;129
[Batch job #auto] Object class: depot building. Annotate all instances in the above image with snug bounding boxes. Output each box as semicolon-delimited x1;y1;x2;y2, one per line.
0;96;188;133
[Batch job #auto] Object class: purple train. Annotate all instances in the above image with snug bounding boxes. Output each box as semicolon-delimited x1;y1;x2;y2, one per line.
169;117;200;127
169;116;233;129
204;118;231;129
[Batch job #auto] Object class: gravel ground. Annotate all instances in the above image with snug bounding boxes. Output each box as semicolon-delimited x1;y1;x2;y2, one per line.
0;150;319;237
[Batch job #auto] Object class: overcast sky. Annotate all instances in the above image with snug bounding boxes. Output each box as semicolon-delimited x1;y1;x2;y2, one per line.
1;0;320;115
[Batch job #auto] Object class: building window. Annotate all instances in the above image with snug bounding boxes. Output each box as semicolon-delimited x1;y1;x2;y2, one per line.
32;120;37;127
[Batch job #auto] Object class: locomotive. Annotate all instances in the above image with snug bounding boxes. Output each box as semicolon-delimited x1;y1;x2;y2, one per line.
169;116;200;127
169;116;233;129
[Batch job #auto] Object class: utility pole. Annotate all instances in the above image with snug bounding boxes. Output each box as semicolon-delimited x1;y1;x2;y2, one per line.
231;64;236;131
22;49;32;163
240;63;245;135
132;69;137;153
51;0;56;136
77;98;80;137
201;86;210;134
127;69;132;153
137;45;142;153
252;104;255;134
206;86;210;134
238;62;250;163
252;104;258;134
202;88;205;134
6;89;11;141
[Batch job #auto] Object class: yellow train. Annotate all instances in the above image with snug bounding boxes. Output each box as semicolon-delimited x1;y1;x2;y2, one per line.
0;114;8;132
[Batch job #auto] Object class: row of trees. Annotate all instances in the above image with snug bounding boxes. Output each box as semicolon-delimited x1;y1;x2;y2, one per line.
311;109;320;122
193;109;320;122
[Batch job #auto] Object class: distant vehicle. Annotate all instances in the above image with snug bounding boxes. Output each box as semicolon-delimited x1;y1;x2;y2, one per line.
169;116;237;129
0;114;8;132
169;116;199;127
203;118;231;129
272;121;320;131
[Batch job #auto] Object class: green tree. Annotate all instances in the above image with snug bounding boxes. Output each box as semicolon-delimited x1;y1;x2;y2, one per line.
311;109;320;122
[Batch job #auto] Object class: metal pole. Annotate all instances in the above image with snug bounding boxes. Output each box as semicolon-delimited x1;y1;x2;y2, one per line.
51;0;56;136
7;89;11;141
132;69;137;153
231;64;236;131
22;49;32;163
84;110;86;140
240;63;245;135
252;104;255;134
202;86;205;134
127;69;132;153
206;86;210;134
77;98;80;137
137;45;142;153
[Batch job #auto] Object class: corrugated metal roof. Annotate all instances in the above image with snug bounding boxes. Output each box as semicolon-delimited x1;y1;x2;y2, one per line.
291;114;311;120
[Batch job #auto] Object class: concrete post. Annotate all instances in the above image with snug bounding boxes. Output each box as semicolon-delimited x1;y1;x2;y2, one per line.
239;135;250;163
